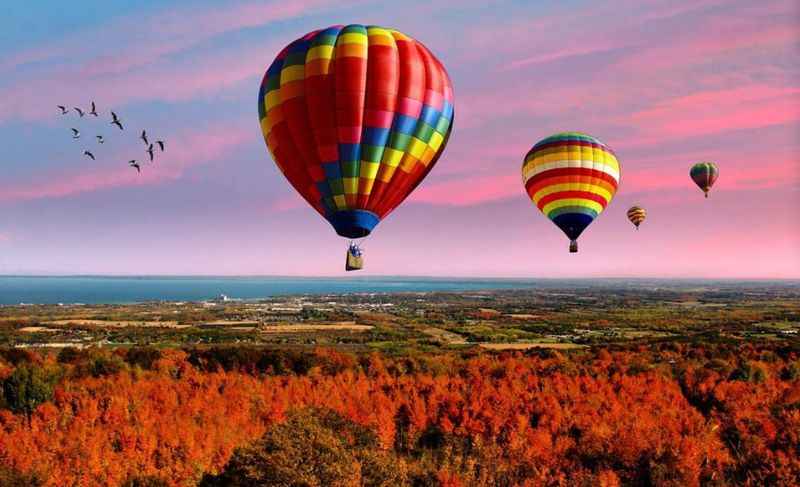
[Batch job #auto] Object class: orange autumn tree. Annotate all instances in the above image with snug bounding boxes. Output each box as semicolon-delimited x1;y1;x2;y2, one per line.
0;343;796;486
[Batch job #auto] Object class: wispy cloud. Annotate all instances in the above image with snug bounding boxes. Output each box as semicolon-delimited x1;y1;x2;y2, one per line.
0;0;368;123
269;194;306;212
410;173;523;207
624;85;800;143
0;124;254;203
503;45;622;71
623;159;799;196
0;44;271;122
3;0;361;73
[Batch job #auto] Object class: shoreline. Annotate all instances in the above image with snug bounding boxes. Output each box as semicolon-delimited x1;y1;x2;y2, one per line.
1;277;798;306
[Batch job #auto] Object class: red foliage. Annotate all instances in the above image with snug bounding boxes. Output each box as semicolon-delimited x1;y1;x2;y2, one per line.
0;343;797;486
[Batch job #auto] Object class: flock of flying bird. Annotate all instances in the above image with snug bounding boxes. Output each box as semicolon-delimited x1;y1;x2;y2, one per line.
57;102;165;174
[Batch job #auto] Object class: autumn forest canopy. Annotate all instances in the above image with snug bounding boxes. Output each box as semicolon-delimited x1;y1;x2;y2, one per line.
0;339;798;486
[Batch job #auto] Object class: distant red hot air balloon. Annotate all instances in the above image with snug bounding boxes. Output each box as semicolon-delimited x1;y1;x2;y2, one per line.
258;25;454;270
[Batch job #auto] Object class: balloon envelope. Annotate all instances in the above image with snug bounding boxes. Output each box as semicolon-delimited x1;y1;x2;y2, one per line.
627;206;646;229
690;162;718;198
522;132;620;251
258;25;454;238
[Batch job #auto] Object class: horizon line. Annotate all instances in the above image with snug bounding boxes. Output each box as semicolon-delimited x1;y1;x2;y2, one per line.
0;274;798;282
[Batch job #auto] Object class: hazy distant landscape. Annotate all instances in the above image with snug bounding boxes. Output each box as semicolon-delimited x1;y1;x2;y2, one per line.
2;275;797;304
1;280;798;485
2;279;799;351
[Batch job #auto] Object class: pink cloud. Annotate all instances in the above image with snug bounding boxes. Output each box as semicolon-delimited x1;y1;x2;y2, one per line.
623;159;799;197
614;23;797;76
618;136;799;200
0;41;273;122
269;194;306;212
79;0;371;77
406;140;799;208
504;44;619;70
460;0;748;63
637;0;734;21
0;125;254;203
410;173;523;207
3;0;362;75
267;171;525;212
453;0;798;132
406;155;798;209
0;0;369;123
268;167;526;212
624;85;800;142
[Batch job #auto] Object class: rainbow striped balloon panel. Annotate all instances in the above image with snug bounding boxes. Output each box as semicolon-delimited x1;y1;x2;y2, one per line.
258;25;454;238
522;132;620;241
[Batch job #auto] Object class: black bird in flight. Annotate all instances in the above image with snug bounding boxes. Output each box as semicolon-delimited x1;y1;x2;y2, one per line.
89;102;98;117
83;150;95;160
74;107;85;117
110;111;123;130
57;105;69;115
146;144;154;161
140;130;148;146
129;160;141;173
155;140;165;151
96;135;104;144
71;128;80;139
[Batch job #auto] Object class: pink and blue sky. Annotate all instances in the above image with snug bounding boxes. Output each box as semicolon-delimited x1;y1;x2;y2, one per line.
1;0;798;277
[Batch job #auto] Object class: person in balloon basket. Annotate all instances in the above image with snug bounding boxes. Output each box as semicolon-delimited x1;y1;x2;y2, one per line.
346;243;364;271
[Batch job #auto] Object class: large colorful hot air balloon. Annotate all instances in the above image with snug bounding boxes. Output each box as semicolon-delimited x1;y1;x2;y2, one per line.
258;25;454;255
627;206;646;229
522;132;620;253
690;162;718;198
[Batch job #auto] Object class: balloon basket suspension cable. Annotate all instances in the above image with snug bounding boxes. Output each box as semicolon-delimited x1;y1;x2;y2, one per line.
356;235;369;251
569;240;578;253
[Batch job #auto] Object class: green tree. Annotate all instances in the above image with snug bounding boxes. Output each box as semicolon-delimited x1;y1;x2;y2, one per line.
201;408;406;486
120;475;168;487
0;465;43;487
1;364;57;421
125;347;162;370
86;354;126;378
782;360;800;381
730;361;768;383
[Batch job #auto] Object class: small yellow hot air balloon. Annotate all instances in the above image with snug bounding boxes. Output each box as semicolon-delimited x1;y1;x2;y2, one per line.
627;206;646;230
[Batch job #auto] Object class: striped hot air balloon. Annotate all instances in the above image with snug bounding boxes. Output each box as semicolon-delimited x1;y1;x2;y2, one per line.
522;132;620;253
258;25;454;244
690;162;718;198
627;206;646;229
